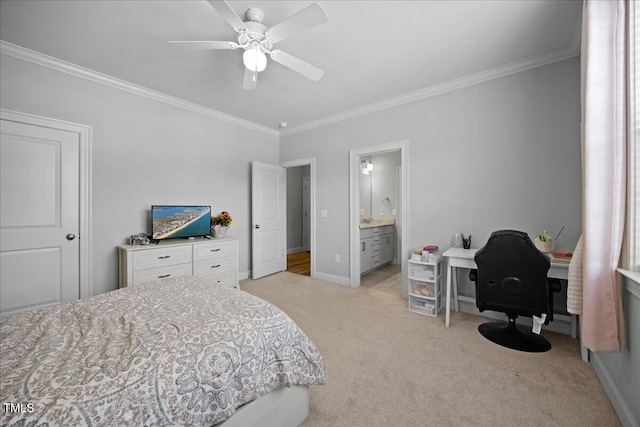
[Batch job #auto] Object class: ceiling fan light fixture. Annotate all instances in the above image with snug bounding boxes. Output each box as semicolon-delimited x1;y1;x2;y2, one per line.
243;47;267;72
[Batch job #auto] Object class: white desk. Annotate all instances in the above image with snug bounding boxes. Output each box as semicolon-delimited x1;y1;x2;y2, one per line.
442;247;571;328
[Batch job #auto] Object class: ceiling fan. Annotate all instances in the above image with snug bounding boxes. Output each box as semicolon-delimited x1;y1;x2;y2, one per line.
170;0;328;89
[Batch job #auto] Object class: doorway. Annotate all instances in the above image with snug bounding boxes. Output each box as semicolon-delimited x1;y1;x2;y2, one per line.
349;141;409;298
282;158;316;278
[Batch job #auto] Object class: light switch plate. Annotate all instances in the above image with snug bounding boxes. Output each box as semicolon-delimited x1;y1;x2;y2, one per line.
321;209;328;218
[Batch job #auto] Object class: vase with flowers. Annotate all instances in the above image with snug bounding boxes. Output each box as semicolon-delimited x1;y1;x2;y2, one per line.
211;211;232;238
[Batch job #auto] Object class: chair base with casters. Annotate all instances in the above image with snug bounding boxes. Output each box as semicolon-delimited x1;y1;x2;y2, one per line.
478;317;551;353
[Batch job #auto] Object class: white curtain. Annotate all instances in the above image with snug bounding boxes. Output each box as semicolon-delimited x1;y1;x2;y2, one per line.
580;0;627;352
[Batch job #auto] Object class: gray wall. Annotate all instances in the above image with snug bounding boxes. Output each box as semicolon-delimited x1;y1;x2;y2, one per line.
591;279;640;427
0;53;279;296
280;57;582;281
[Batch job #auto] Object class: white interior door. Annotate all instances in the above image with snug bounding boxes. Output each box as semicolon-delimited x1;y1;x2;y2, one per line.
0;119;80;314
252;161;286;279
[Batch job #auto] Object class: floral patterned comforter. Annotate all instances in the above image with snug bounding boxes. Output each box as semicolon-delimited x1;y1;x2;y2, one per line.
0;276;325;426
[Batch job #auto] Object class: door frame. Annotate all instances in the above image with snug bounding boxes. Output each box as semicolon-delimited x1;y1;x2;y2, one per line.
349;141;409;295
281;157;316;279
1;108;92;298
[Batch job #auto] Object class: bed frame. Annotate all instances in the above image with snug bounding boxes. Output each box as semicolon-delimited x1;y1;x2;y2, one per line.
219;385;309;427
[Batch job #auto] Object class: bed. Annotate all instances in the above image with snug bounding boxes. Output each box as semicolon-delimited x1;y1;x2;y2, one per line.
0;276;325;426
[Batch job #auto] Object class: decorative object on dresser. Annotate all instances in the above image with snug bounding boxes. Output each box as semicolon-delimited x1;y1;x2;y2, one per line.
211;210;233;238
118;237;239;288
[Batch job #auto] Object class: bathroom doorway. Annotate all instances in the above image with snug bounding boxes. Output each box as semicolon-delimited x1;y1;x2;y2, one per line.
349;141;409;298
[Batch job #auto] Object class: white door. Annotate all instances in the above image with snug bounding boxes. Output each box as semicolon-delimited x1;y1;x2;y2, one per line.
251;161;286;279
0;119;80;314
302;176;311;252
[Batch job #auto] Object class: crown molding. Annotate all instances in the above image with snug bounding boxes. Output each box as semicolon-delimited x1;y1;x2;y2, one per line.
1;39;581;140
0;40;279;137
280;47;580;137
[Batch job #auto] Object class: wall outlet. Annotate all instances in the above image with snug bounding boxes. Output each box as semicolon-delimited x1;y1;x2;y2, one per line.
392;209;397;216
380;208;385;216
335;254;340;263
321;209;328;218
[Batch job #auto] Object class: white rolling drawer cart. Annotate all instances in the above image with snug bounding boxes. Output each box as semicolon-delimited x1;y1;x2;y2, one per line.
408;257;443;316
118;236;239;289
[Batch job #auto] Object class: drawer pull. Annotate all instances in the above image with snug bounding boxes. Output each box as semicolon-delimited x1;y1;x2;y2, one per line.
157;255;171;259
158;274;171;278
211;249;221;252
211;264;221;268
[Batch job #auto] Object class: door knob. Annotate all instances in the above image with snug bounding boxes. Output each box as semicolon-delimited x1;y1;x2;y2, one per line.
66;233;76;241
255;224;260;229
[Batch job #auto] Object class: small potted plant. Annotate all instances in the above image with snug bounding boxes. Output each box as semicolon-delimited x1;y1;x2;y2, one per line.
534;231;555;253
211;211;232;238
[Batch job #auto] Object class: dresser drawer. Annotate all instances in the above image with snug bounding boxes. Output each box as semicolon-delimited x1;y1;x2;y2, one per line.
193;241;236;261
133;263;193;285
132;245;192;270
198;271;237;288
194;256;234;277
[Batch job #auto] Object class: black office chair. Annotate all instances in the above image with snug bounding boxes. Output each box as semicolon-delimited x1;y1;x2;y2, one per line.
468;230;561;352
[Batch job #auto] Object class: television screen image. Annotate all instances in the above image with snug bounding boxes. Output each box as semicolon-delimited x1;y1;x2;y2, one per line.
152;205;211;240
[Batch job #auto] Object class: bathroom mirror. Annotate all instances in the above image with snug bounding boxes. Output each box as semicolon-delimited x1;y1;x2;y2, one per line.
359;152;400;220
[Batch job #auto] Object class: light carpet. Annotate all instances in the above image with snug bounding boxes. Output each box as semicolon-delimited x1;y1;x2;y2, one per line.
240;271;619;427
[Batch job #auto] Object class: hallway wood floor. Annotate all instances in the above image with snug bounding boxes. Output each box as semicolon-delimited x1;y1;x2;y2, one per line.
287;251;311;276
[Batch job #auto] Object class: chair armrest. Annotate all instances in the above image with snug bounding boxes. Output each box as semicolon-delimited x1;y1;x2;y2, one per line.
469;269;478;282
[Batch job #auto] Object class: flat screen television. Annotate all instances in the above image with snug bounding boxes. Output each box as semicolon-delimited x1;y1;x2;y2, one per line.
151;205;211;240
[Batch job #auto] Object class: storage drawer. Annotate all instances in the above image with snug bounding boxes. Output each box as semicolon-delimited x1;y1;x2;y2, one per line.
194;256;234;277
371;236;380;245
133;263;192;285
132;245;192;270
371;228;380;236
360;228;373;238
371;255;381;268
410;282;435;297
198;271;237;288
409;264;435;281
193;241;236;261
371;244;380;256
409;296;437;316
379;225;394;235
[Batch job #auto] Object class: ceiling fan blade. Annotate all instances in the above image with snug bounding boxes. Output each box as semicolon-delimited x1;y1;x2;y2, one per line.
168;41;238;50
207;0;247;33
265;3;328;43
270;50;324;81
243;67;257;90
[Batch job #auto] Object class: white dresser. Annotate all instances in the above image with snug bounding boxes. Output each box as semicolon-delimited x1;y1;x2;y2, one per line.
118;236;239;289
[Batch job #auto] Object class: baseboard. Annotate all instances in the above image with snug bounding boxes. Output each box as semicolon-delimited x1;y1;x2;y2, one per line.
239;270;250;281
313;271;351;287
287;247;305;254
590;352;638;427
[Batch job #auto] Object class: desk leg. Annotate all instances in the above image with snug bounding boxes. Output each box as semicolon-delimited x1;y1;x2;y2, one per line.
452;266;459;312
445;260;452;327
